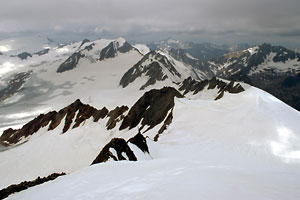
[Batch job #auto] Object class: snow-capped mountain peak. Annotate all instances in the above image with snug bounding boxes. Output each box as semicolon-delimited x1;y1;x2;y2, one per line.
120;50;210;90
99;38;135;61
115;37;126;48
1;36;300;200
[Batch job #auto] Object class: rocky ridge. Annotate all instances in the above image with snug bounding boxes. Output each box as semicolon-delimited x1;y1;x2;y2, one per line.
207;43;300;110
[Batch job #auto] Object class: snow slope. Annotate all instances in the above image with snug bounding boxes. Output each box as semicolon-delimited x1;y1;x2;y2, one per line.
0;38;210;134
1;37;300;200
133;44;150;55
0;37;143;134
3;85;300;200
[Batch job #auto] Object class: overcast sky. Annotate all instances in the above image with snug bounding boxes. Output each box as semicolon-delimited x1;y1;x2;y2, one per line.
1;0;300;47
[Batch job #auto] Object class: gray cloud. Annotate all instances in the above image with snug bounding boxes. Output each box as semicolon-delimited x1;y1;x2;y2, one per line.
1;0;300;47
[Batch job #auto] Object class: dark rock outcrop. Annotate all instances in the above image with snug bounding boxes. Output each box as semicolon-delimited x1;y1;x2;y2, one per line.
0;99;108;145
91;138;137;164
0;173;66;200
128;132;149;153
120;87;183;132
179;77;244;100
84;43;95;51
79;39;90;48
120;51;181;90
168;48;214;78
179;77;209;95
17;52;32;60
93;107;109;122
99;40;133;61
57;52;84;73
106;106;129;130
92;132;150;164
206;43;300;111
0;71;32;102
154;111;173;141
34;49;50;56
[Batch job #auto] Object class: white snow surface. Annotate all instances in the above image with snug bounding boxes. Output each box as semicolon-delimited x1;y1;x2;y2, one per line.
128;50;207;90
115;37;126;47
248;46;259;55
2;85;300;200
249;52;300;74
0;37;300;200
133;44;150;55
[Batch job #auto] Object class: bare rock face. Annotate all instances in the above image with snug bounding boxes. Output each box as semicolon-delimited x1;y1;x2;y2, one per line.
92;87;188;165
128;132;149;153
0;71;32;102
0;87;185;146
57;52;84;73
0;172;66;200
92;132;150;165
79;39;90;48
0;99;108;145
106;106;129;130
120;87;183;132
17;52;32;60
179;77;244;100
209;43;300;111
84;43;95;51
91;138;137;164
34;48;50;56
120;51;181;90
179;77;209;95
99;40;133;61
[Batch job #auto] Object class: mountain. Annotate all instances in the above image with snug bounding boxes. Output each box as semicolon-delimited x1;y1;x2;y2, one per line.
0;37;144;135
0;78;245;188
99;38;135;61
208;43;300;111
148;39;251;61
0;37;202;134
1;78;300;199
168;48;214;77
0;37;300;200
120;50;209;90
0;71;32;102
132;44;150;55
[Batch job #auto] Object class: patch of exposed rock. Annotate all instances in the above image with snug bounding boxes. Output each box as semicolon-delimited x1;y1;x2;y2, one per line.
57;52;84;73
120;51;181;90
79;39;90;48
17;52;32;60
120;87;183;133
0;99;108;145
179;77;244;100
84;43;95;51
0;70;32;102
0;173;66;200
91;133;150;164
34;49;50;56
106;106;129;130
128;132;149;153
99;39;133;61
91;138;137;164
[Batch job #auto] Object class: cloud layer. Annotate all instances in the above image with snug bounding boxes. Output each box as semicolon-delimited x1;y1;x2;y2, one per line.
1;0;300;46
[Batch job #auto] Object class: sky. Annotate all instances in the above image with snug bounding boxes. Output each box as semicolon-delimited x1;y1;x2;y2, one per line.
1;0;300;47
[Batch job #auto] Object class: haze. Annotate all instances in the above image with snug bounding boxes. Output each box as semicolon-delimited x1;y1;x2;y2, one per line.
0;0;300;47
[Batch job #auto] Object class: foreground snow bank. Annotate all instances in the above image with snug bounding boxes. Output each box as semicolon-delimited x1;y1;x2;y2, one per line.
4;85;300;200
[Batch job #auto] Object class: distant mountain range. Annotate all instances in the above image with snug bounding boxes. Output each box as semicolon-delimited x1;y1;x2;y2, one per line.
0;36;300;200
150;40;300;111
148;38;251;60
